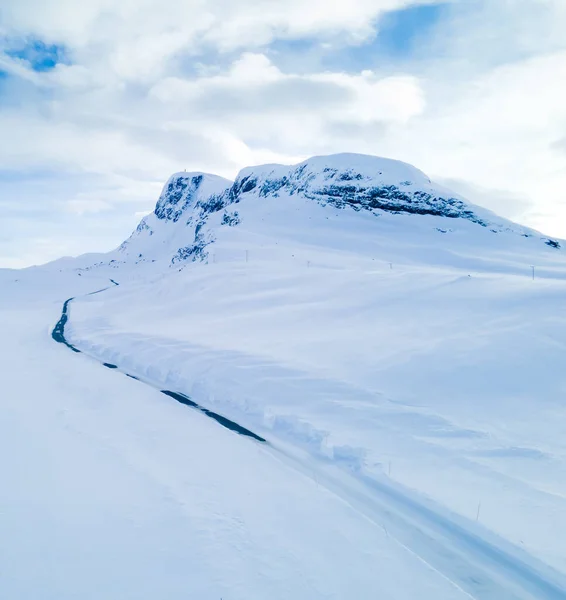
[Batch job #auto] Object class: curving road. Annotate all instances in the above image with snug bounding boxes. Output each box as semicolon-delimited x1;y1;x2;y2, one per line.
53;281;566;600
52;280;265;443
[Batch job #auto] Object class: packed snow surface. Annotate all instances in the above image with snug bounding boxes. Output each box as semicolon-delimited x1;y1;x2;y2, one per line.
2;153;566;599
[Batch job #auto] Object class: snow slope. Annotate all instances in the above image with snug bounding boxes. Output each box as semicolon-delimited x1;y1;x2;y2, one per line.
0;270;478;600
67;252;566;572
4;152;566;598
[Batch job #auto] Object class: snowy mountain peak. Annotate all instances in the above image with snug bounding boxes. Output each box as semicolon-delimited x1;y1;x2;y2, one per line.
107;152;561;269
154;172;231;222
113;172;231;263
235;153;432;191
229;153;486;224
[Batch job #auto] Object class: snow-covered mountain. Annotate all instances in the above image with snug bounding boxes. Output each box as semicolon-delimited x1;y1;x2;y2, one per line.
5;152;566;600
116;171;231;265
113;153;561;270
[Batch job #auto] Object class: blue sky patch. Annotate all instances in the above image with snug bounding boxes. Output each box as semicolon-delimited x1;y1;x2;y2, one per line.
266;2;450;75
376;2;449;58
324;2;449;72
5;39;67;72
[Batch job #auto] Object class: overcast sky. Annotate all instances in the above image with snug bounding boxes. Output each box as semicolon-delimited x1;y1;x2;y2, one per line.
1;0;565;267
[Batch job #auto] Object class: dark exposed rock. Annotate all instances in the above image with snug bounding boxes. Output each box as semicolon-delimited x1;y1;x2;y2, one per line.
227;165;489;225
221;211;241;226
122;156;564;267
155;175;204;222
545;238;561;249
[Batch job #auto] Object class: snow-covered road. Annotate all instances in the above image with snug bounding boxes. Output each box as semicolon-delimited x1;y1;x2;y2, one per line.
53;288;266;442
0;272;476;600
48;278;566;600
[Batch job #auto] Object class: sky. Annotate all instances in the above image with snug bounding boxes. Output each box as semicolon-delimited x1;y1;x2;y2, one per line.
1;0;565;268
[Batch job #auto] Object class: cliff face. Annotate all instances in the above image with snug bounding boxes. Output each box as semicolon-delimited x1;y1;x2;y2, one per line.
114;153;561;268
225;153;489;224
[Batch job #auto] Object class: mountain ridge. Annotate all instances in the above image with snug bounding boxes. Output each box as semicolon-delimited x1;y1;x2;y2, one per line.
113;153;560;269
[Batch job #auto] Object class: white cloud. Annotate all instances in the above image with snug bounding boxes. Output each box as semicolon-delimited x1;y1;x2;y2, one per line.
0;52;40;83
151;53;424;124
1;0;566;265
4;0;435;48
3;0;437;86
65;198;114;215
381;50;566;235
